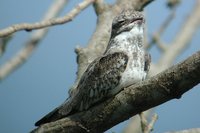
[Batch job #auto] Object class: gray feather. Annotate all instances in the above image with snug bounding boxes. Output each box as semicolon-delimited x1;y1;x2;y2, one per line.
35;52;128;126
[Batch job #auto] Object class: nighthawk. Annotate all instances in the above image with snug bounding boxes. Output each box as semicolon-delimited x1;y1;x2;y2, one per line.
35;9;151;126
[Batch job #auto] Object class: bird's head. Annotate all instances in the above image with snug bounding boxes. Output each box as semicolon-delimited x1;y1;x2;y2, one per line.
111;10;144;38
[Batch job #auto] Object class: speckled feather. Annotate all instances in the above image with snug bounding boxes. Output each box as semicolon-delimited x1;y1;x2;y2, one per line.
35;52;129;126
35;9;151;126
61;52;129;112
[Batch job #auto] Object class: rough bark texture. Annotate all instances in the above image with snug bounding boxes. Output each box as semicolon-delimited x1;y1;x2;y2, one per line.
31;51;200;133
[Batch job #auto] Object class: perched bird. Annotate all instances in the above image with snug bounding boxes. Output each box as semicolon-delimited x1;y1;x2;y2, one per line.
35;9;151;126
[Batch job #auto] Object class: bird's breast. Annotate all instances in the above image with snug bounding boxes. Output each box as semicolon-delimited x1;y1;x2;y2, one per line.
119;49;146;88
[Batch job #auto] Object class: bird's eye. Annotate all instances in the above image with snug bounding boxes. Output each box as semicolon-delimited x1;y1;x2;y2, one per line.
112;20;124;29
118;20;124;24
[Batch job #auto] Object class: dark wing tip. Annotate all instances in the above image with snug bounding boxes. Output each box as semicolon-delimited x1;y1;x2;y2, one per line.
35;108;60;126
35;101;74;126
35;116;49;126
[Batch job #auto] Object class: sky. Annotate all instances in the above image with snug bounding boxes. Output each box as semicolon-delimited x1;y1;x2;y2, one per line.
0;0;200;133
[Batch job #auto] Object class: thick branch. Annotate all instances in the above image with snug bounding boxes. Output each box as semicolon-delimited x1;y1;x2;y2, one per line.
32;50;200;133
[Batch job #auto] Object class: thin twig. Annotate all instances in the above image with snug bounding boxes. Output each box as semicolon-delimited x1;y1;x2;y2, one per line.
140;112;148;132
0;0;95;37
0;36;12;56
146;8;176;50
167;0;181;9
0;0;70;80
157;0;200;70
153;34;168;51
144;114;158;133
141;0;155;10
140;112;158;133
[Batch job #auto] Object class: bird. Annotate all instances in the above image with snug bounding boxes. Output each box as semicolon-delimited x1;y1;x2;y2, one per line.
35;9;151;126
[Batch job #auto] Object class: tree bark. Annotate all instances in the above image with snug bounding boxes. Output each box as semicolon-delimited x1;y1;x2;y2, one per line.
31;50;200;133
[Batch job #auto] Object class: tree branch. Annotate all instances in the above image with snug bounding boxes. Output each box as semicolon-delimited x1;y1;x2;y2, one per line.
140;112;158;133
0;36;12;56
123;109;153;133
0;0;94;80
157;0;200;70
0;0;95;37
31;50;200;133
146;8;176;51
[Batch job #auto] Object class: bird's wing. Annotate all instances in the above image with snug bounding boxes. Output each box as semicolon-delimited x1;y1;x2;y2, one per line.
35;52;128;126
68;52;129;111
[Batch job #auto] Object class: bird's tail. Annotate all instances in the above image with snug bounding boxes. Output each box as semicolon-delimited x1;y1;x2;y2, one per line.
35;107;61;126
35;100;74;126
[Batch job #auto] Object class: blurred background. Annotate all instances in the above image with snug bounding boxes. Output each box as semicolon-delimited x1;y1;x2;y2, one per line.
0;0;200;133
